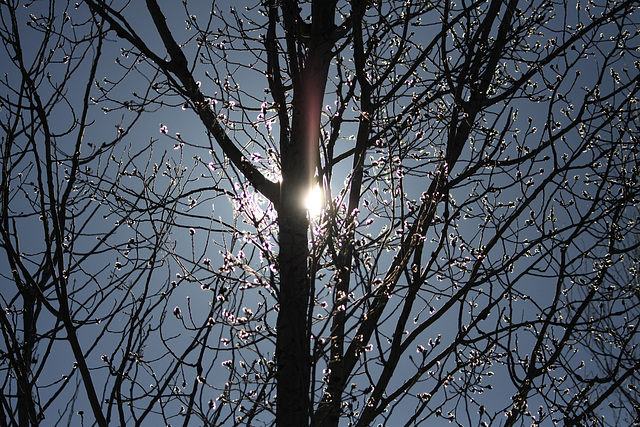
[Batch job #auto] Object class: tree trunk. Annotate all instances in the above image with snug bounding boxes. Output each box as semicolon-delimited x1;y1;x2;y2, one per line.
276;197;311;426
275;13;334;421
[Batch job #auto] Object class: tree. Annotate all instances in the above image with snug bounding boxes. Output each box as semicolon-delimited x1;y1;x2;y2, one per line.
1;0;639;426
0;2;179;425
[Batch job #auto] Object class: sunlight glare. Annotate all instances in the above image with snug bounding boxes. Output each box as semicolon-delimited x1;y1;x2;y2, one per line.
305;184;323;218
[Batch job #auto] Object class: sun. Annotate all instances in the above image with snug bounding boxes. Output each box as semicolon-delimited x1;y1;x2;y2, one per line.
305;184;323;218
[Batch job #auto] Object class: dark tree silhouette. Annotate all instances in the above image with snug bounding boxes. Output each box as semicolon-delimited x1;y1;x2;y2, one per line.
1;0;639;426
